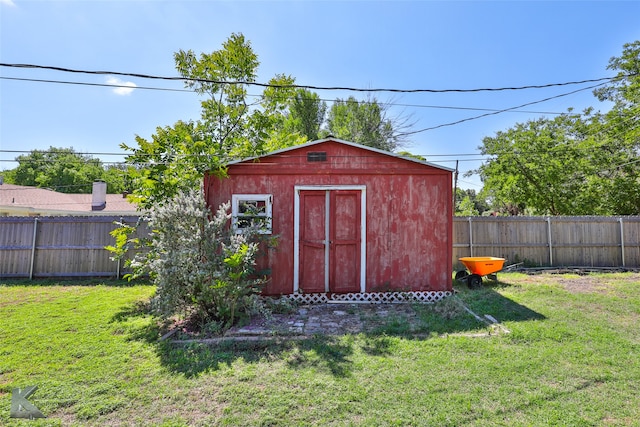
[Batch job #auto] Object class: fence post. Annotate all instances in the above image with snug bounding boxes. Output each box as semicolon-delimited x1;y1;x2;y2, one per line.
546;217;553;266
468;217;474;257
29;217;39;279
619;217;625;267
115;216;123;279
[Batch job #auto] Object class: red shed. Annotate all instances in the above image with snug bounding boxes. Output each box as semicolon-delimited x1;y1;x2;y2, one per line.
205;138;453;301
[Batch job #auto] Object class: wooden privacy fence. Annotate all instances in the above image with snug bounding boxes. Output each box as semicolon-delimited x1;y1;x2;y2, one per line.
1;215;639;279
0;216;145;278
454;216;640;268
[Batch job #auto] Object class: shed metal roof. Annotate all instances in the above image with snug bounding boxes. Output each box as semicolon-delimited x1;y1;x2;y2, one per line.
227;138;455;172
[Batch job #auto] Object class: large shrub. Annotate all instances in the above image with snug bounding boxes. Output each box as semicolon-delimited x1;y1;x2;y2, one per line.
142;189;270;328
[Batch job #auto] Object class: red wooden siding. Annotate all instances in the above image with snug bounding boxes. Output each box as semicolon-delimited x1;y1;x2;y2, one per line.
205;139;453;295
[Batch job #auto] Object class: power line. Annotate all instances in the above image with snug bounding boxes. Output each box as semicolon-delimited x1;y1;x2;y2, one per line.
397;82;608;136
1;76;565;115
0;76;192;92
457;179;483;189
387;102;562;115
1;62;633;94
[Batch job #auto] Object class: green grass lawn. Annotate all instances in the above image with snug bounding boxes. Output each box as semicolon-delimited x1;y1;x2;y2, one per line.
1;273;639;426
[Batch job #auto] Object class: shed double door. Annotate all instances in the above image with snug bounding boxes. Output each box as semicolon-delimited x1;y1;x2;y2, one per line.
299;190;362;293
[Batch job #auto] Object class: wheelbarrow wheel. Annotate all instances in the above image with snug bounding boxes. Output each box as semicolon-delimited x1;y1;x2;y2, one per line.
467;274;483;289
455;270;468;282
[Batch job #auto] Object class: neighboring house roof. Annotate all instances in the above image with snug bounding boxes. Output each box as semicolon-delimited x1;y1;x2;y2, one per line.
227;138;455;172
0;183;138;216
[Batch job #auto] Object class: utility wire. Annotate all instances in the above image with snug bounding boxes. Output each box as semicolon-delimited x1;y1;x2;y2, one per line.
0;76;193;92
0;76;610;143
0;76;565;115
397;82;608;136
1;62;633;94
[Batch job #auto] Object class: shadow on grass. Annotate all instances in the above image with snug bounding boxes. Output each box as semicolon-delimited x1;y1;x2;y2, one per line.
111;299;152;321
109;299;161;343
109;300;355;379
454;279;546;325
360;335;397;356
155;335;355;378
111;281;545;379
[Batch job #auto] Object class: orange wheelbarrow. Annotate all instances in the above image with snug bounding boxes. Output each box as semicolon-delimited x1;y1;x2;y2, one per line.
455;257;506;289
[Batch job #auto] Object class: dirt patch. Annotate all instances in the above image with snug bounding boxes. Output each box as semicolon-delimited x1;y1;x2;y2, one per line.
517;271;640;295
0;286;79;308
222;303;426;338
169;300;464;341
554;276;610;294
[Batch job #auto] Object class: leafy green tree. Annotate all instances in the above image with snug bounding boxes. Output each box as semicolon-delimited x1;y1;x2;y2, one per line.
591;40;640;214
456;195;479;216
123;33;302;208
593;40;640;111
282;89;327;141
476;40;640;215
326;96;402;151
259;76;308;152
103;164;131;195
269;88;418;152
4;147;125;193
454;188;489;216
121;120;211;207
477;114;602;215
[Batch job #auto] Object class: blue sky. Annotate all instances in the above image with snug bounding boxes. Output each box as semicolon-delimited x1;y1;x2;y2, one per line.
1;0;639;190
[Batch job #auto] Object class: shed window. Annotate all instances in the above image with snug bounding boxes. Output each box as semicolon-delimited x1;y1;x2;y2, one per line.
231;194;273;234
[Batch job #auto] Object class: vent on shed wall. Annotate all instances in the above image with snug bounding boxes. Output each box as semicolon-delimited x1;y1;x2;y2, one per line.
307;152;327;162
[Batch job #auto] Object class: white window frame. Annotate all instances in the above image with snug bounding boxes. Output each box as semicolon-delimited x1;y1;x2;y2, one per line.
231;194;273;234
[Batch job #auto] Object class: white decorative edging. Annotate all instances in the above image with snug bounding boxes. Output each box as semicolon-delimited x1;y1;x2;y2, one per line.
284;293;330;304
283;291;452;305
